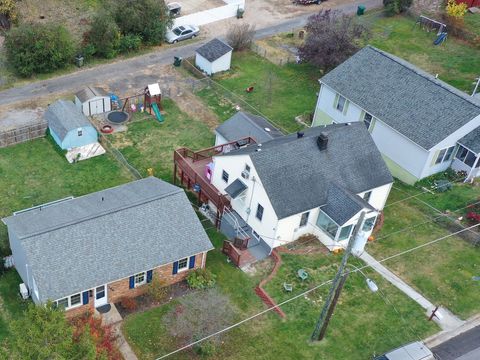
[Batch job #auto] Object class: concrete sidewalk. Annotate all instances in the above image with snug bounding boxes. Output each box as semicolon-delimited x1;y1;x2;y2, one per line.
359;251;464;331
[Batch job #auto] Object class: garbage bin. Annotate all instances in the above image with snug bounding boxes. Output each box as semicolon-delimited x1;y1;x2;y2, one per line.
357;5;366;15
173;56;182;67
75;54;84;68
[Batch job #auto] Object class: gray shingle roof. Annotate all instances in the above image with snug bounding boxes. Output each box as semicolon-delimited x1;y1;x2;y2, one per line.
458;127;480;154
196;38;233;62
45;100;93;141
2;177;213;302
220;123;392;219
75;87;108;103
321;46;480;150
322;183;374;225
215;112;284;143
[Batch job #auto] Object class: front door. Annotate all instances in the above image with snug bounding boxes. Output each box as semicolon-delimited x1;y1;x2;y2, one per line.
94;285;108;307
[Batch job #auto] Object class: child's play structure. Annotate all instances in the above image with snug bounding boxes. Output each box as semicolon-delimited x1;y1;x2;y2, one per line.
110;83;164;123
415;15;448;46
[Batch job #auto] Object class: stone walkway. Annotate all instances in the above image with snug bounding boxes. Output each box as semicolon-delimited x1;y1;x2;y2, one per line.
98;304;138;360
359;251;464;331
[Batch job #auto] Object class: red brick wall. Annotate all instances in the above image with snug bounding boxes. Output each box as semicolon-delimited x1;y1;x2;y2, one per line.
65;252;206;317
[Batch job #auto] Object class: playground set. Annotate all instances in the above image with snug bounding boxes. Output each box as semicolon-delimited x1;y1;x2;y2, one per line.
415;15;448;46
100;83;164;134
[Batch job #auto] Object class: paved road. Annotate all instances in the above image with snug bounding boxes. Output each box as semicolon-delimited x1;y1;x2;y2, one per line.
0;0;381;107
432;326;480;360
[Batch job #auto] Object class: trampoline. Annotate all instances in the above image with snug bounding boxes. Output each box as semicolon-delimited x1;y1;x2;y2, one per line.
107;110;129;124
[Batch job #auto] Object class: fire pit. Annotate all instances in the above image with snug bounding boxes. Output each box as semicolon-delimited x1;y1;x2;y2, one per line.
107;110;129;124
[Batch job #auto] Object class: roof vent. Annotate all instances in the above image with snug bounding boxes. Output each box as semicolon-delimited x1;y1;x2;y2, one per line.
257;143;262;147
264;127;271;132
297;131;304;138
346;122;351;126
317;132;328;151
255;148;262;152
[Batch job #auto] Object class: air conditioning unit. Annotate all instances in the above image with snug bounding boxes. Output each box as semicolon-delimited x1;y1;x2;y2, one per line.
241;170;250;179
19;283;29;300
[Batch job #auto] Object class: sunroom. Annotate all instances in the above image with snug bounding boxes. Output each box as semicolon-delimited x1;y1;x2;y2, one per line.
452;132;480;180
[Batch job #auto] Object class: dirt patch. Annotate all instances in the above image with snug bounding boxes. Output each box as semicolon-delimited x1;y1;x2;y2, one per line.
116;282;190;318
277;234;330;255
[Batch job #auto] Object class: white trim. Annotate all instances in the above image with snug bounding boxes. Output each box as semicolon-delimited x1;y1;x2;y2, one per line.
201;252;206;268
54;292;83;310
177;257;190;273
134;271;147;287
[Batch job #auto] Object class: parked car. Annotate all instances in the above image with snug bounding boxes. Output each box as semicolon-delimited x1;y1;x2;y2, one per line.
166;25;199;44
374;342;436;360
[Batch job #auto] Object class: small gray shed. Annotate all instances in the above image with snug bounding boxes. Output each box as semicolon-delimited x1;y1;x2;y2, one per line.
75;87;111;116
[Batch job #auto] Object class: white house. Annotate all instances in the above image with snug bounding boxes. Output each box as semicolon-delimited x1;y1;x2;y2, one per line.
312;46;480;184
75;86;111;116
195;38;233;75
214;111;283;146
209;123;393;256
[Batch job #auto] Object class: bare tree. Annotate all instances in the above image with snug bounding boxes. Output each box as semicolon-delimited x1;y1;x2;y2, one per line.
298;10;369;72
226;23;256;51
163;288;236;346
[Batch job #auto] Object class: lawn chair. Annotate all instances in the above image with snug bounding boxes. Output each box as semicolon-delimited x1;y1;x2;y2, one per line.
283;283;293;292
297;269;308;281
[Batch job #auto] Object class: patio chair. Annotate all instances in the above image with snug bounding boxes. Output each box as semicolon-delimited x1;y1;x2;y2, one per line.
283;283;293;292
297;269;308;281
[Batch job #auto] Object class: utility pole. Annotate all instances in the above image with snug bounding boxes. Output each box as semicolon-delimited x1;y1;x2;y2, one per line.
311;212;365;342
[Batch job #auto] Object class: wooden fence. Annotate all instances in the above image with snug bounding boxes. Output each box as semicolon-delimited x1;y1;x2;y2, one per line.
0;122;47;148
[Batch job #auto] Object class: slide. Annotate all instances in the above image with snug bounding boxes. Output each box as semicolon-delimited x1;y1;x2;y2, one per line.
152;103;163;123
434;32;447;46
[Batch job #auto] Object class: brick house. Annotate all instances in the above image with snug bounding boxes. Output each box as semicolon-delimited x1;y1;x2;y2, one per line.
2;177;213;316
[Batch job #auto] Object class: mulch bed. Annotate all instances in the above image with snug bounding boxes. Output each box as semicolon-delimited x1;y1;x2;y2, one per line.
115;281;190;318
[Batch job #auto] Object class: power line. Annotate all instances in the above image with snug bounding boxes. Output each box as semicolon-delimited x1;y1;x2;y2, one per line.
154;222;480;359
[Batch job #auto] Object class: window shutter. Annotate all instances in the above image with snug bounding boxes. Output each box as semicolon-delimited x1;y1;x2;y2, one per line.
172;261;179;275
146;270;153;283
129;276;135;289
430;150;440;166
82;291;89;305
189;256;196;269
333;94;339;109
343;100;350;115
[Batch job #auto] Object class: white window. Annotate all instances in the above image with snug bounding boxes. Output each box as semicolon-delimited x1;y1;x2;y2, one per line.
178;257;189;272
222;170;229;183
78;129;83;137
363;216;377;232
363;113;373;130
336;95;346;112
299;212;309;227
54;292;82;310
134;272;146;287
338;224;353;241
455;145;478;168
435;146;455;165
363;191;372;203
316;211;338;239
256;204;264;221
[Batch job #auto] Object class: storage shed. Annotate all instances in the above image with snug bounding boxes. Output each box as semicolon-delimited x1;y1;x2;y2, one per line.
75;86;111;116
195;38;233;75
46;100;98;150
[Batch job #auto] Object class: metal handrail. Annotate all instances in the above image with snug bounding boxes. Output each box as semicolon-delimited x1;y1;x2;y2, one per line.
223;208;250;240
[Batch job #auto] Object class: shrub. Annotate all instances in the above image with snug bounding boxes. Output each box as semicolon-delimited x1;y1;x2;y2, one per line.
88;12;121;59
113;0;172;45
383;0;413;16
5;23;74;77
446;0;467;18
415;168;465;189
186;268;216;290
226;23;255;51
0;0;18;25
146;277;170;303
120;297;137;311
119;34;142;53
193;339;217;356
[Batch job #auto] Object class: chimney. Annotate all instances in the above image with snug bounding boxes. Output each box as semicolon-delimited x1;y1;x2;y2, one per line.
317;132;328;151
297;131;304;139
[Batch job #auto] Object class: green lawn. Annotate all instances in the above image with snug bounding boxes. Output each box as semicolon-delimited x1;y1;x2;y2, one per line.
123;226;438;360
369;182;480;319
109;99;215;181
196;51;319;133
0;271;29;343
361;13;480;92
